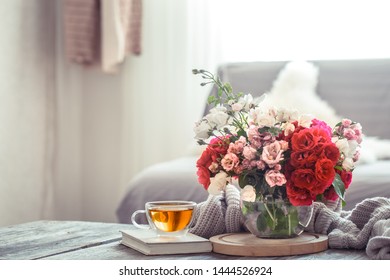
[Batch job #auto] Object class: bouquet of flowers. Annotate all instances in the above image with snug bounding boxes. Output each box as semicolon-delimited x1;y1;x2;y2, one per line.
193;69;363;207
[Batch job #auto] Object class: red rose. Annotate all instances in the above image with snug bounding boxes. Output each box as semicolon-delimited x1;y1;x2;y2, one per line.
315;158;336;185
337;169;353;189
321;143;340;164
286;181;313;206
290;151;308;168
209;137;230;155
290;150;318;168
290;169;318;190
311;119;332;137
284;162;294;180
291;129;317;151
197;166;210;190
323;186;339;201
196;148;215;169
311;127;332;145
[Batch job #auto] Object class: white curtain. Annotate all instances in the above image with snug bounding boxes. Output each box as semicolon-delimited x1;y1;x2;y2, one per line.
0;0;56;226
2;0;390;227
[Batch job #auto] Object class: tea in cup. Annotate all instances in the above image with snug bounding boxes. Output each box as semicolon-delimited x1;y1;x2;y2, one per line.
131;201;197;236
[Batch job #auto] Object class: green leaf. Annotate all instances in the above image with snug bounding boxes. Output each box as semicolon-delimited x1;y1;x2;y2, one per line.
242;201;256;215
332;173;346;202
334;121;342;127
223;83;233;94
256;213;268;232
237;129;247;138
316;193;324;201
238;171;262;190
207;95;216;104
334;165;343;171
258;126;270;134
269;126;282;136
217;88;223;98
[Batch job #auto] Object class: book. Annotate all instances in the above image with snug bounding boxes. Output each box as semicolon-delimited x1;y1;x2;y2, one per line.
120;229;212;255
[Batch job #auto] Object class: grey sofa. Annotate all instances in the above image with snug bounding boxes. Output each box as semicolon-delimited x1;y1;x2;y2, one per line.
117;59;390;224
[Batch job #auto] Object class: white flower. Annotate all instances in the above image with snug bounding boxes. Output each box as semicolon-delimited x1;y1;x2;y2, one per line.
240;185;256;202
335;138;349;155
206;105;229;129
194;119;211;139
298;114;314;128
342;158;354;171
284;122;296;136
335;138;359;159
231;103;243;112
347;140;359;158
249;107;276;127
208;171;230;195
276;108;299;122
237;94;254;111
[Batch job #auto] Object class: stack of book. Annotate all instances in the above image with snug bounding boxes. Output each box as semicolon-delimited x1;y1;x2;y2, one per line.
120;229;212;255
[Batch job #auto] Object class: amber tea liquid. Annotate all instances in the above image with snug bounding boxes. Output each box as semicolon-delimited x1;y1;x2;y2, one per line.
148;207;193;232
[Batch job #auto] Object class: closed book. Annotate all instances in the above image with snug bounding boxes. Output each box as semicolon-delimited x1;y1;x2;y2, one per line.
120;229;212;255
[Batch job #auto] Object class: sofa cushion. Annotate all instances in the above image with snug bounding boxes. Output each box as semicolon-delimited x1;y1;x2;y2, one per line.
343;160;390;210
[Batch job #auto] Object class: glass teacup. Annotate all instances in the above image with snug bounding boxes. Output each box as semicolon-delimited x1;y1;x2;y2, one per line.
131;201;197;236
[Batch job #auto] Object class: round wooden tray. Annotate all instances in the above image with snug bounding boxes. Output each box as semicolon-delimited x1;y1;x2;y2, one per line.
210;232;328;257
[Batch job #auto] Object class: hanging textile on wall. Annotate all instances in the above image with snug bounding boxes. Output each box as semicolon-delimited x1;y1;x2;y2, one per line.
63;0;142;73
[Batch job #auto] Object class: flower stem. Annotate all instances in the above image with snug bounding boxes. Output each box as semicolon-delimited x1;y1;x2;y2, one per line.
264;203;275;224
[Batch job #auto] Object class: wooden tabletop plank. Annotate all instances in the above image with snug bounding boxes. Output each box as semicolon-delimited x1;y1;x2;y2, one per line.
0;220;369;260
0;220;132;260
43;239;369;260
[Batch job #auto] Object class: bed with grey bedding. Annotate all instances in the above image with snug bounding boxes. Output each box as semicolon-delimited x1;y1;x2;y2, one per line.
117;59;390;223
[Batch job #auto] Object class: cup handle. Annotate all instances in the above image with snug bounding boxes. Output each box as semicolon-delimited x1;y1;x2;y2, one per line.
131;210;150;229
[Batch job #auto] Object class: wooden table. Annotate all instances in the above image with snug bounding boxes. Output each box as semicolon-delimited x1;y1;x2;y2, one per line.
0;220;369;260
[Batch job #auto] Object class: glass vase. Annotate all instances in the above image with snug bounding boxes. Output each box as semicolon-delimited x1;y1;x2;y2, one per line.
241;197;313;239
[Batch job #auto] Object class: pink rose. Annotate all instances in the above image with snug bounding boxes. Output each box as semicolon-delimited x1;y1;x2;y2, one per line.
342;119;352;127
265;170;287;187
228;136;246;154
343;128;358;141
279;140;289;151
352;123;363;144
250;160;258;168
256;160;266;170
261;141;284;167
233;165;244;174
353;150;360;162
248;125;262;148
243;146;257;160
221;153;239;171
242;159;252;169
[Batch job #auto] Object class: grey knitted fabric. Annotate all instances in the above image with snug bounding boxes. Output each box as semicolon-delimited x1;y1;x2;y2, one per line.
366;219;390;259
190;184;390;259
189;184;242;238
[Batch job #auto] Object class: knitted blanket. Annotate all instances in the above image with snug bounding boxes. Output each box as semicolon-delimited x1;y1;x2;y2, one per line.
189;185;390;260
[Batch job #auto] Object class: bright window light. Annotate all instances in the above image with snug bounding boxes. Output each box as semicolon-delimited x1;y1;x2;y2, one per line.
209;0;390;62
